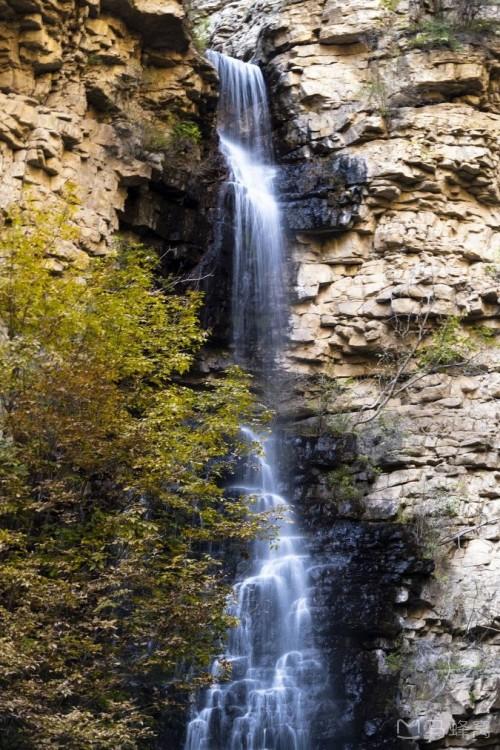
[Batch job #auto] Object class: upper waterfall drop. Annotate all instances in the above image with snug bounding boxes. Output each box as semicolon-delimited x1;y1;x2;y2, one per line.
207;50;286;368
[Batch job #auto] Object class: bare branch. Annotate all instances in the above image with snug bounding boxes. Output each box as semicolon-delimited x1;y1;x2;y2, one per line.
438;521;490;548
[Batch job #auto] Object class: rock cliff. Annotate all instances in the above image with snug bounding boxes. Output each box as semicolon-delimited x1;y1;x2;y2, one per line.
195;1;500;748
1;0;499;748
0;0;218;267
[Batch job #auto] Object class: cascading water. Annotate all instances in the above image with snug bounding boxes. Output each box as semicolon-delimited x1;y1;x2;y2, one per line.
185;428;327;750
208;51;285;366
185;52;327;750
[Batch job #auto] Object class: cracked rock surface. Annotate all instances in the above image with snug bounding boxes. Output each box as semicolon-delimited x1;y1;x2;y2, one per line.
194;0;500;747
0;0;217;263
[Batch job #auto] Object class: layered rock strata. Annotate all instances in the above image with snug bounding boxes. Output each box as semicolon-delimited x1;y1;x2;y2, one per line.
0;0;217;266
196;1;500;747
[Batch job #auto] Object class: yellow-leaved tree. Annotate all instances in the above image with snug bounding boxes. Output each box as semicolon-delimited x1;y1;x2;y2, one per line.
0;203;261;749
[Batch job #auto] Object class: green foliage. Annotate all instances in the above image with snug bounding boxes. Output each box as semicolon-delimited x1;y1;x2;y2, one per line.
86;52;102;66
192;18;211;53
418;316;474;369
363;66;392;124
171;120;202;145
385;650;403;673
397;479;469;562
327;467;363;502
409;1;500;50
326;412;356;435
0;205;260;749
463;16;500;33
484;262;500;279
141;122;171;151
380;0;400;11
408;19;462;49
356;454;383;480
314;373;354;435
141;119;202;154
471;324;498;345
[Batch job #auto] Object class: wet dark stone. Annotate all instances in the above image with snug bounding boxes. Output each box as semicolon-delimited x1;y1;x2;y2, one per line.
284;435;429;750
291;434;357;470
283;197;362;233
277;155;367;235
278;155;367;197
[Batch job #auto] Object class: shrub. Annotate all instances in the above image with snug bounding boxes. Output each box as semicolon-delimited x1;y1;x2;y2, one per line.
408;18;461;49
408;1;500;49
418;316;474;369
327;467;364;502
171;119;202;145
362;66;392;124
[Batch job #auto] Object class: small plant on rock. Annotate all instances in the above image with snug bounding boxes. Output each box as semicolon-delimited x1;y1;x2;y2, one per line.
327;467;364;502
192;18;211;53
386;650;404;673
140;118;202;155
380;0;400;10
171;120;202;146
362;66;393;126
408;18;462;49
417;316;474;369
409;0;500;49
315;373;355;436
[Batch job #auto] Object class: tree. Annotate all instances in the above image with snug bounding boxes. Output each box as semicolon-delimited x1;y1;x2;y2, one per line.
0;204;261;749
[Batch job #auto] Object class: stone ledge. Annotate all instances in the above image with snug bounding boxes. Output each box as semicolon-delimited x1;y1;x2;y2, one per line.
101;0;189;50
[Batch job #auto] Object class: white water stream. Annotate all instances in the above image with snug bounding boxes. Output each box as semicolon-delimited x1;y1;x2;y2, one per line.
209;51;285;366
185;52;326;750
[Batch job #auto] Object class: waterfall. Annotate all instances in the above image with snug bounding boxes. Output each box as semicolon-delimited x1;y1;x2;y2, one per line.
185;52;326;750
208;51;285;367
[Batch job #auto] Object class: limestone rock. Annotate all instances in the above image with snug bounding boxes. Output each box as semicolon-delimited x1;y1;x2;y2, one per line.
195;1;500;747
0;0;217;260
320;0;385;45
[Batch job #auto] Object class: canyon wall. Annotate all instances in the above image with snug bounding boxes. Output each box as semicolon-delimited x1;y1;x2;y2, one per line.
196;1;500;748
1;0;499;748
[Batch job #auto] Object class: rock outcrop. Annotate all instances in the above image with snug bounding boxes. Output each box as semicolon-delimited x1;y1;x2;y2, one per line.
0;0;218;265
195;1;500;748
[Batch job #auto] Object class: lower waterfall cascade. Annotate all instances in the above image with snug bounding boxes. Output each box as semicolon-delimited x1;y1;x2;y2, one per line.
184;52;330;750
185;430;327;750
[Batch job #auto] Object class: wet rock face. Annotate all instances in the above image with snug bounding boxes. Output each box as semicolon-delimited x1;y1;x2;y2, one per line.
309;523;420;750
194;2;500;746
278;155;367;235
286;434;431;750
0;0;218;264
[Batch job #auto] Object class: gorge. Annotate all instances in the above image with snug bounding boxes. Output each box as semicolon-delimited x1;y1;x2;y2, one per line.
0;0;498;749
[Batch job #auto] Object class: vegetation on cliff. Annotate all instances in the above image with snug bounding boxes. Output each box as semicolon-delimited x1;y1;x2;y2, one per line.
408;0;500;49
0;204;259;749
